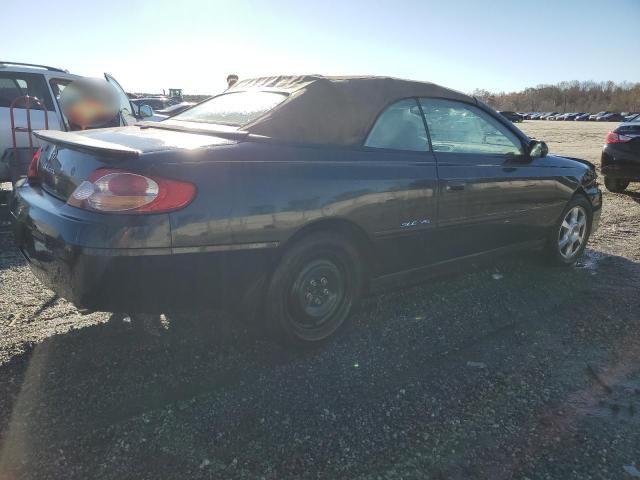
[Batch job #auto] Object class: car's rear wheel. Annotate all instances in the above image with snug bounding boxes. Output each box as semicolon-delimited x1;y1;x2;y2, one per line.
546;195;592;266
604;176;629;193
265;233;364;346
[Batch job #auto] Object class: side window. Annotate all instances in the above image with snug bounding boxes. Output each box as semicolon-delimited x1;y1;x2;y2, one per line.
420;99;523;155
49;79;72;130
49;78;71;101
0;73;53;110
365;99;429;152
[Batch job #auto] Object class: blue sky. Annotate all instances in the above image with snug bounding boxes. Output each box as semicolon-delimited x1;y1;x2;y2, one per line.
4;0;639;95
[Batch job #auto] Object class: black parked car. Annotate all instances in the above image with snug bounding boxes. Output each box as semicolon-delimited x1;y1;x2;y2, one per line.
597;112;625;122
131;97;179;111
562;113;583;121
575;113;592;121
498;111;523;122
154;101;196;117
601;115;640;192
11;75;602;345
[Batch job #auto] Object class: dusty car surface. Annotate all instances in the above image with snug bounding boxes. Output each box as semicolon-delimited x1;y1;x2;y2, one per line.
10;75;602;344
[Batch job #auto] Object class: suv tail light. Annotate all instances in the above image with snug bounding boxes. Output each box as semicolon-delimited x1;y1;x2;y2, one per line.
67;169;195;213
27;147;41;183
605;131;633;144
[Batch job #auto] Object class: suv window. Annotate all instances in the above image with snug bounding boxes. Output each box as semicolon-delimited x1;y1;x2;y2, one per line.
365;99;429;151
49;79;72;129
0;72;53;110
420;99;522;155
49;78;71;101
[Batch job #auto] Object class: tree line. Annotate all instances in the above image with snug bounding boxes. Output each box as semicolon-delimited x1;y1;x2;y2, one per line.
472;81;640;113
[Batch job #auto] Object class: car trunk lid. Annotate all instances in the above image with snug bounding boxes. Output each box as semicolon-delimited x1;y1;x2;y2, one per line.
33;125;240;201
614;123;640;153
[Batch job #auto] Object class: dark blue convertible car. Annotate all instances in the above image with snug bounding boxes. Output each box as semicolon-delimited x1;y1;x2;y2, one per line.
11;75;602;344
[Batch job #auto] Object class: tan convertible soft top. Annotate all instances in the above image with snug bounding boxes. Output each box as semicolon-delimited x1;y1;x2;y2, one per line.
227;75;475;146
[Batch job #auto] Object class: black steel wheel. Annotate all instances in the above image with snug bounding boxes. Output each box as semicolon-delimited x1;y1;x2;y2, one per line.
266;232;364;345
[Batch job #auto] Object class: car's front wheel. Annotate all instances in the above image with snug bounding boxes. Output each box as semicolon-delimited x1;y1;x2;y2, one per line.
265;233;364;346
604;176;629;193
546;196;593;266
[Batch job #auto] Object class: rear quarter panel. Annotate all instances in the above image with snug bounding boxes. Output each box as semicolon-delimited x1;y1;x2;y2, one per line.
167;141;439;275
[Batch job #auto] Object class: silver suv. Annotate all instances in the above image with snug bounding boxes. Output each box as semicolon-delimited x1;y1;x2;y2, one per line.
0;61;156;184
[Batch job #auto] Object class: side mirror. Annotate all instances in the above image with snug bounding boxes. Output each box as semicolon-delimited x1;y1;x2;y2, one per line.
138;104;153;118
528;140;548;158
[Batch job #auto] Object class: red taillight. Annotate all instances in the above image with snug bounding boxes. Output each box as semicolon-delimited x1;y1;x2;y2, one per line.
67;169;196;214
605;131;632;144
27;147;41;182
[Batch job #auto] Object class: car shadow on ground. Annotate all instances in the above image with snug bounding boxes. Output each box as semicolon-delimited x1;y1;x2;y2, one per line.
623;189;640;204
0;201;21;272
1;250;639;478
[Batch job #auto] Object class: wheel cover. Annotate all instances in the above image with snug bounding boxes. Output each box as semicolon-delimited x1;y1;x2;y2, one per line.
288;258;346;329
558;206;587;259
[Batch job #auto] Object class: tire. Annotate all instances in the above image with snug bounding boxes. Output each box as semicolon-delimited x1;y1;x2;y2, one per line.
545;195;593;266
604;176;629;193
265;232;364;346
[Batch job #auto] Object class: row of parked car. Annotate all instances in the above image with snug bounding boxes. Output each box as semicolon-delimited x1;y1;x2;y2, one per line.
516;111;639;122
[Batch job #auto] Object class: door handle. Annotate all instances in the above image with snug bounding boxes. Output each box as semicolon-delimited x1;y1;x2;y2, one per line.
446;182;466;191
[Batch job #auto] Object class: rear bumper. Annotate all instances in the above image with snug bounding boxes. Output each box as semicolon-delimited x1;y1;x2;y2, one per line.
601;145;640;180
601;164;640;180
11;183;273;313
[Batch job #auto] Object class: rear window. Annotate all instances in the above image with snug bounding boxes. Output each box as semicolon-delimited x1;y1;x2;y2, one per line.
173;91;287;126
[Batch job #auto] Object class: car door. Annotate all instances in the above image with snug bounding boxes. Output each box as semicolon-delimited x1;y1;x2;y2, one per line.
361;98;440;272
0;71;64;134
0;72;65;181
227;98;439;275
419;98;556;259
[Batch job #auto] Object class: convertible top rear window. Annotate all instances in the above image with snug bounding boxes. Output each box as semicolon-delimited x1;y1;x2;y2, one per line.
174;91;288;126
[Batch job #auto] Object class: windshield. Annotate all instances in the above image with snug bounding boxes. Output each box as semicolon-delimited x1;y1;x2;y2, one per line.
173;91;287;126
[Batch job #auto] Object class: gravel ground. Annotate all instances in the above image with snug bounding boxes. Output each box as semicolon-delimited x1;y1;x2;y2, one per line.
1;121;639;479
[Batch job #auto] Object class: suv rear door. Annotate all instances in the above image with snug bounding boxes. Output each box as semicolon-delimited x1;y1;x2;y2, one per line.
0;71;64;130
0;71;65;181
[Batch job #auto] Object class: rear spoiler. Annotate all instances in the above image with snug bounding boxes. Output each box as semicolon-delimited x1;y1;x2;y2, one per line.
33;130;141;159
136;121;253;140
